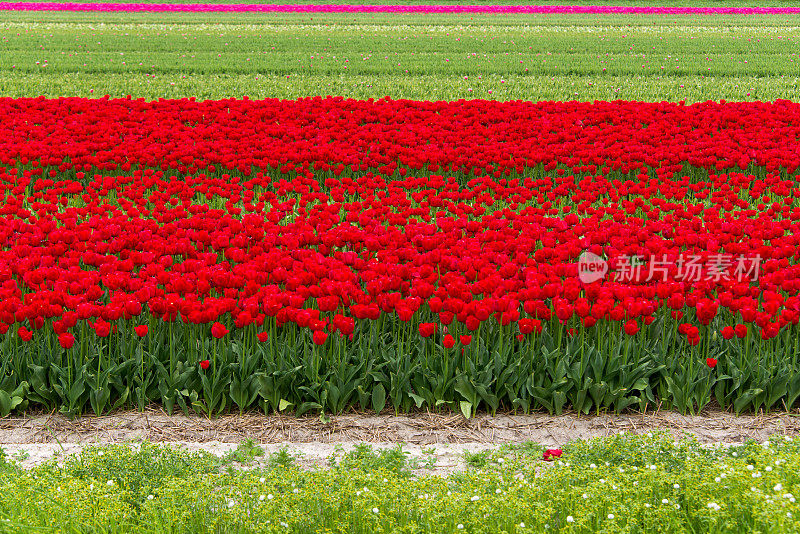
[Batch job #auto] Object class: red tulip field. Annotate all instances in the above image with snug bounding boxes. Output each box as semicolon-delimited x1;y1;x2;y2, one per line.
2;96;800;417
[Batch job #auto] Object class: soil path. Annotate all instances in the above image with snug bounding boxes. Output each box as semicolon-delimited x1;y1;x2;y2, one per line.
1;409;798;446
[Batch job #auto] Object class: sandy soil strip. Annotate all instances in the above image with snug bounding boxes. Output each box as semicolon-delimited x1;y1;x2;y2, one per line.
1;408;798;446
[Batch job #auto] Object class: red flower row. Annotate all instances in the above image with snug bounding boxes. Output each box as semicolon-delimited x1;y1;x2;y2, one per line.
0;97;798;343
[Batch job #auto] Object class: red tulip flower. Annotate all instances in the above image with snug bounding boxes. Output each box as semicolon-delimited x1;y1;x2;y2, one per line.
134;325;149;337
518;318;535;335
17;327;32;342
257;332;269;342
93;319;111;338
418;322;436;338
623;320;639;336
211;322;229;339
543;448;562;461
443;334;455;348
720;326;734;340
58;333;75;349
706;358;718;369
313;330;328;345
199;359;210;370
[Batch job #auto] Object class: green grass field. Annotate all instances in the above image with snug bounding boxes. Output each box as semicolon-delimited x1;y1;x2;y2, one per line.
2;10;799;101
2;433;800;533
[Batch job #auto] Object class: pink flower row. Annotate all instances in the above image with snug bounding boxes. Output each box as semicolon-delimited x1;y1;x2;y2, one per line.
1;2;799;14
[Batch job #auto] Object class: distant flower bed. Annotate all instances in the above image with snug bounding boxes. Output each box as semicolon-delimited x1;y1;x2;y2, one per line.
1;2;800;13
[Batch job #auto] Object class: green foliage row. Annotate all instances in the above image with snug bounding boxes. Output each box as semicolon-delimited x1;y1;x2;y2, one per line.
4;311;800;418
1;433;799;532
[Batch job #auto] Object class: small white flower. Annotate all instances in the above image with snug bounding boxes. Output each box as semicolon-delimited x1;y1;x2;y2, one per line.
715;477;721;483
673;484;680;489
471;495;480;502
766;466;773;472
497;458;504;463
662;499;669;504
519;523;525;528
267;494;274;500
227;500;235;508
582;493;589;499
107;480;114;486
259;495;265;501
590;463;597;469
280;521;288;528
675;504;681;510
495;488;502;494
293;488;298;494
260;477;265;483
147;495;153;500
645;503;651;508
372;507;379;514
608;514;614;519
752;473;761;478
566;516;574;523
457;525;464;530
650;465;657;470
788;512;793;518
747;465;754;471
707;502;720;511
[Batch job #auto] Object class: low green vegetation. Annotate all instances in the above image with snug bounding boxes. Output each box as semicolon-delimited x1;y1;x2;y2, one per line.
1;12;799;101
0;433;798;532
